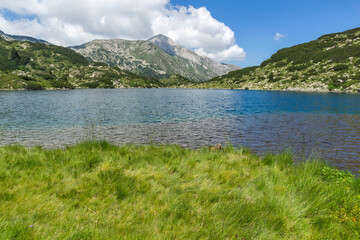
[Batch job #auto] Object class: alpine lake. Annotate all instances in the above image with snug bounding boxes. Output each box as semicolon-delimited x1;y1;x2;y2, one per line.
1;88;360;172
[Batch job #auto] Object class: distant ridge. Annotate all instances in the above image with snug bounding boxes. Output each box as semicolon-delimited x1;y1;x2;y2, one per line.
0;29;50;44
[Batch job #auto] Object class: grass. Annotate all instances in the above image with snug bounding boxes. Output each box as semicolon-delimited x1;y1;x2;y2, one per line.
0;141;359;239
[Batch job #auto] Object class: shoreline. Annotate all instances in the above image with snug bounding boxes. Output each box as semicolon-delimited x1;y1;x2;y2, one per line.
1;86;359;93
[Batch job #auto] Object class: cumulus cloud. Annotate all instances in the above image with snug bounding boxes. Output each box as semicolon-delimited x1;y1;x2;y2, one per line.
195;45;246;62
0;0;245;61
0;0;167;43
152;6;245;61
274;32;286;41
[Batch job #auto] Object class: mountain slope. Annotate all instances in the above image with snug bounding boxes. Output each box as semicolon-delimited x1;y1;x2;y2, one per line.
70;35;240;81
148;34;239;76
0;33;165;90
197;27;360;92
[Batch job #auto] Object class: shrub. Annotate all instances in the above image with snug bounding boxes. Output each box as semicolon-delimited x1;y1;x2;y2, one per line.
275;61;288;68
26;82;45;90
287;64;309;72
9;47;20;63
328;83;336;91
38;71;54;80
342;80;360;88
268;72;280;82
19;75;36;81
354;59;360;66
81;82;99;88
222;66;258;79
291;75;299;80
268;72;274;82
282;79;292;84
353;73;360;80
333;64;349;71
260;59;270;67
51;80;75;89
306;69;317;75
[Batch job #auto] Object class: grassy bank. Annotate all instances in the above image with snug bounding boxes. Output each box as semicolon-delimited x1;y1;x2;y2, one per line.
0;141;359;239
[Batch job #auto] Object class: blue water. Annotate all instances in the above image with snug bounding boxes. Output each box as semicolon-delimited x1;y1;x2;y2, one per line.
1;88;360;129
1;88;360;171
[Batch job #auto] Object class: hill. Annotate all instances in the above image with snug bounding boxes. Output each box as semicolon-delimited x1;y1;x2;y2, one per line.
0;33;168;90
69;35;240;82
196;27;360;92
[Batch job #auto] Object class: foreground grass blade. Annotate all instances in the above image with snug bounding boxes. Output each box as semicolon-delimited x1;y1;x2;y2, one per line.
0;141;359;239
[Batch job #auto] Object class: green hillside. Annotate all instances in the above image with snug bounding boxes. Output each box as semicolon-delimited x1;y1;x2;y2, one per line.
159;74;194;87
0;37;166;90
196;27;360;92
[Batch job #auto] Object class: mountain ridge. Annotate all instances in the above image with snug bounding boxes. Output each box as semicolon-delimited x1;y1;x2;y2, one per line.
0;30;49;44
195;27;360;92
0;31;177;90
69;35;240;81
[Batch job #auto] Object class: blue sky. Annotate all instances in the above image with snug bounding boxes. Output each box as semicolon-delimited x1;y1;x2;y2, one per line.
0;0;359;67
172;0;360;67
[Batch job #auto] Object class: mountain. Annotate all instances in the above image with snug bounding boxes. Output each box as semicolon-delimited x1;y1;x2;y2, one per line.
196;27;360;92
0;32;166;90
0;30;49;44
69;35;240;81
148;34;239;76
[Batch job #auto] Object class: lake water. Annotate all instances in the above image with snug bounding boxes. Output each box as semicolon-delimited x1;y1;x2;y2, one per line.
1;88;360;172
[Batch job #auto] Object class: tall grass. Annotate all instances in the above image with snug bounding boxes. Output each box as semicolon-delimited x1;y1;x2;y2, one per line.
0;141;359;239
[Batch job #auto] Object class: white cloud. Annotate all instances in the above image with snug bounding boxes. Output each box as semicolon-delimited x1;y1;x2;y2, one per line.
274;32;286;41
0;0;245;61
195;45;246;62
152;6;245;61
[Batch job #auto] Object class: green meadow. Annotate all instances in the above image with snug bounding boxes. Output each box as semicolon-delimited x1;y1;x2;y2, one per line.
0;141;359;239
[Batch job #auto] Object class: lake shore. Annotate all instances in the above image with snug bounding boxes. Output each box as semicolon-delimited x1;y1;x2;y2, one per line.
189;85;360;93
1;85;360;93
1;141;359;239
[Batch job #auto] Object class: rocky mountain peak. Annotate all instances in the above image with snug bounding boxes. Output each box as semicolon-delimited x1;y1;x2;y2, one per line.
147;34;181;56
148;34;172;41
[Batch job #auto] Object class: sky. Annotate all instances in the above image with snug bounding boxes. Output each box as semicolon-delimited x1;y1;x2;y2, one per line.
0;0;359;67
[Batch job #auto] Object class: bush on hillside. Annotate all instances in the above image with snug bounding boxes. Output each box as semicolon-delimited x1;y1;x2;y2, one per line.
333;64;349;71
25;82;45;90
275;61;288;67
287;64;309;72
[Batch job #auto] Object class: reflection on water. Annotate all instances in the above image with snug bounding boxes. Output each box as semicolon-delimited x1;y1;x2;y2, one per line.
1;113;360;172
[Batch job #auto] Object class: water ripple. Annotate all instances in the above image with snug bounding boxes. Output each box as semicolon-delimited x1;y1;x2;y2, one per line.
1;89;360;172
